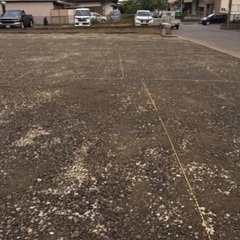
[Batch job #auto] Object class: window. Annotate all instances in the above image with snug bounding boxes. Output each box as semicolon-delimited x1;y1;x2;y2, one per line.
231;4;240;12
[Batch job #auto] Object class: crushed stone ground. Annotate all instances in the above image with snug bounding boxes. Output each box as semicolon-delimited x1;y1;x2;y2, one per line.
0;33;240;240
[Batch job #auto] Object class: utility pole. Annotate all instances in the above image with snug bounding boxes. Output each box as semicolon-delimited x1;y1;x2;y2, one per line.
226;0;232;29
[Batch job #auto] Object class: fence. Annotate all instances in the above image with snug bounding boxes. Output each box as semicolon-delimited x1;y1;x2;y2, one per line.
33;13;134;26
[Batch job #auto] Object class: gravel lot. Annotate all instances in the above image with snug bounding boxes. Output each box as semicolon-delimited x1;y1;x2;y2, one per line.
0;33;240;240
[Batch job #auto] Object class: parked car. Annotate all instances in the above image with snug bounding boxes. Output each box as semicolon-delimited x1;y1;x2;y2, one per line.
201;13;228;25
90;12;107;22
74;8;91;27
0;10;34;28
134;10;154;26
108;10;121;21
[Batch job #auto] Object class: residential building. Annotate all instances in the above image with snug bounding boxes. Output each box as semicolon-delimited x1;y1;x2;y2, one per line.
3;0;72;24
177;0;240;19
73;0;118;16
2;0;118;24
198;0;240;18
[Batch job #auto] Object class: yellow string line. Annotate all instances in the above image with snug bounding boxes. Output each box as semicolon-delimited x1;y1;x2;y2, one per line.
141;79;212;240
119;53;125;79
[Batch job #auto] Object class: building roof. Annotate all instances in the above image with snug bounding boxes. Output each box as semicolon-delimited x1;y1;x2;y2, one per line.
5;0;50;1
4;0;114;3
4;0;74;6
74;0;116;2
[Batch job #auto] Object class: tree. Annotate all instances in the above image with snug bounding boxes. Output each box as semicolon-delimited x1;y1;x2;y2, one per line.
120;0;168;14
136;0;168;11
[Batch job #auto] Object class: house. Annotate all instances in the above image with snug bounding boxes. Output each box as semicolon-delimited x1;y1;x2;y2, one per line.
3;0;73;24
54;0;118;24
218;0;240;21
73;0;117;16
174;0;240;19
2;0;118;24
197;0;240;19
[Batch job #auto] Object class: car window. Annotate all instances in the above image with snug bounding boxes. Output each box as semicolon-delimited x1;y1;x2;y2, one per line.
76;10;90;16
207;14;214;18
4;10;21;18
137;11;151;16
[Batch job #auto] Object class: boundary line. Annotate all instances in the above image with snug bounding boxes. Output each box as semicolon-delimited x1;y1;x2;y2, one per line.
141;79;212;240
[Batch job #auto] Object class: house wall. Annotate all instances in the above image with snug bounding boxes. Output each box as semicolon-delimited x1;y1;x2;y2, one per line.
51;2;113;25
214;0;221;12
74;2;113;15
220;0;229;11
4;1;120;25
221;0;240;12
231;0;240;21
104;3;113;15
201;0;240;19
6;2;54;24
220;0;240;20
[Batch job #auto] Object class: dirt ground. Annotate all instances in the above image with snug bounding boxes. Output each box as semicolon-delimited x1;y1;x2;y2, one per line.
0;33;239;240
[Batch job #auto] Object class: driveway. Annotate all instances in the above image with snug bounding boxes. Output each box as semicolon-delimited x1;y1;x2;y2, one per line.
175;22;240;59
0;33;240;240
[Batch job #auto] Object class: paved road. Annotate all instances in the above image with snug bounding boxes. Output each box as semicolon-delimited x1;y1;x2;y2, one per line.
175;22;240;59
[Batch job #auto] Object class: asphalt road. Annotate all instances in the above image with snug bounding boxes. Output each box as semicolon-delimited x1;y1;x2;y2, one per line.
175;22;240;59
0;33;240;240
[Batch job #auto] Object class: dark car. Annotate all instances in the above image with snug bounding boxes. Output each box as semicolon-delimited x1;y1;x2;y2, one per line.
0;10;34;28
201;13;228;25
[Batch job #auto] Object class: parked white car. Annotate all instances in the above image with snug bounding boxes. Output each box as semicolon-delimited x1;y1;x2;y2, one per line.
90;12;107;22
134;10;154;26
74;8;91;27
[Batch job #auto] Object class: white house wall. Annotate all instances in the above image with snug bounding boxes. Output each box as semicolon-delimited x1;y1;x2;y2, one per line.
220;0;229;11
231;0;240;21
76;3;101;7
221;0;240;20
104;3;113;15
6;2;54;24
221;0;240;12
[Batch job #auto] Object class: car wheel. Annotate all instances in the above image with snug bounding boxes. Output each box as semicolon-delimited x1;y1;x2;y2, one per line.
206;21;210;25
101;19;106;22
176;25;179;30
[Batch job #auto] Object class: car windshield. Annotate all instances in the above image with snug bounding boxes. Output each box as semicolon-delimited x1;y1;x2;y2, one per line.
76;10;90;16
137;12;151;16
3;10;21;18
